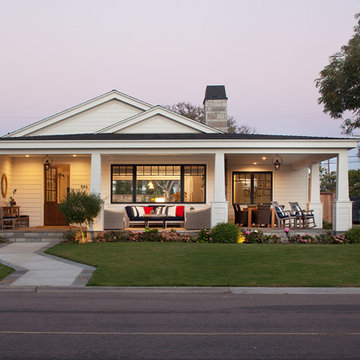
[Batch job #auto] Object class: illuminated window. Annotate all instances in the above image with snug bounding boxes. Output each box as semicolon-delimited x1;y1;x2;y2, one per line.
111;165;206;203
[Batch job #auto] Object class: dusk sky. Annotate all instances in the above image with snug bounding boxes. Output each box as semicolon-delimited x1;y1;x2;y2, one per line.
0;0;359;143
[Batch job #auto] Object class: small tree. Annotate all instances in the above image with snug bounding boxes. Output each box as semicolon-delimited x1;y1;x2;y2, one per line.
59;190;103;243
320;166;336;193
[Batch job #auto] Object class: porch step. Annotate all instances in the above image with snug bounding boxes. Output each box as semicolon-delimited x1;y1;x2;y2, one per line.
0;231;65;243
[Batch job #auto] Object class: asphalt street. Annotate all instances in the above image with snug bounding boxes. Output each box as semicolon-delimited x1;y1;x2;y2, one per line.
0;290;360;360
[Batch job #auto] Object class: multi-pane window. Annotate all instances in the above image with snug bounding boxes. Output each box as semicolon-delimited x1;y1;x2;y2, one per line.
184;165;205;203
233;172;272;204
112;166;133;203
136;166;181;203
111;165;206;203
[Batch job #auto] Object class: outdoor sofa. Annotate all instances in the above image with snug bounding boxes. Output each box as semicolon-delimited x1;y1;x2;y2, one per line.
125;205;185;228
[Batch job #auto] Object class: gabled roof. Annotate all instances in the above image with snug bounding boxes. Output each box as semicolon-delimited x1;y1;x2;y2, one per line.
96;106;222;134
4;90;153;138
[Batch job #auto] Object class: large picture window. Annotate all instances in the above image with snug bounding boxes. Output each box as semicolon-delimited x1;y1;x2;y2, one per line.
233;172;272;205
111;165;206;203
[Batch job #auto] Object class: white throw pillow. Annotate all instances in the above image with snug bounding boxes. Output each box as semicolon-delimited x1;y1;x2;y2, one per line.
167;206;176;217
136;206;145;217
155;207;164;215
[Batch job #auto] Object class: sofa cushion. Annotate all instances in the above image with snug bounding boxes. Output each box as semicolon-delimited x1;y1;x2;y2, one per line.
131;206;138;217
144;206;154;215
136;206;145;217
166;206;177;217
155;206;164;215
125;206;134;219
176;206;184;217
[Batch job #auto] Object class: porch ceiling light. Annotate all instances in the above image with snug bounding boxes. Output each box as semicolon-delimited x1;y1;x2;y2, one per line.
273;155;282;171
42;155;53;171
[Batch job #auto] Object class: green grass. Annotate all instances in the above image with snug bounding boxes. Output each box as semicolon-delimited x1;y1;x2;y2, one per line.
0;263;14;281
46;243;360;287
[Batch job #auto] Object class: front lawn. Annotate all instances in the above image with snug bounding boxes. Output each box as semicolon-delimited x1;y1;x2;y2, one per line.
0;263;14;281
46;243;360;287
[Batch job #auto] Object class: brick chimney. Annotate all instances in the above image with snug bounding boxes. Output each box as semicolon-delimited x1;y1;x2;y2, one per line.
203;85;228;132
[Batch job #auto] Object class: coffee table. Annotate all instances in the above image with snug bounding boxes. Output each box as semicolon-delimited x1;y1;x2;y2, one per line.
143;214;167;228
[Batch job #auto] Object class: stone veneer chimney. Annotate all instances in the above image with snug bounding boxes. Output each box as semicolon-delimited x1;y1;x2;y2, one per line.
203;85;228;132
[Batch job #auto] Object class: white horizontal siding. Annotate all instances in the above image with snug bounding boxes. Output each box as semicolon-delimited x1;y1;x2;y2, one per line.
29;100;143;136
118;115;201;134
274;166;308;210
0;156;12;207
12;158;43;226
11;156;91;227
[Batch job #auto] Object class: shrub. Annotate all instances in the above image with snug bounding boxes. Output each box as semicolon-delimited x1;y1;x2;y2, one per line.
323;220;332;230
63;229;84;243
210;222;239;243
243;229;266;243
95;229;194;243
197;228;212;243
345;227;360;244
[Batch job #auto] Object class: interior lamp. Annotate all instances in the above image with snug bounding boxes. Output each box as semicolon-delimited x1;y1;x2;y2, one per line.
147;181;154;189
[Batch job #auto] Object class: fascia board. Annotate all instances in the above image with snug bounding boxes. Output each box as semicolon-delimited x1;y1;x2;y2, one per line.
96;106;222;134
0;139;357;152
4;90;152;138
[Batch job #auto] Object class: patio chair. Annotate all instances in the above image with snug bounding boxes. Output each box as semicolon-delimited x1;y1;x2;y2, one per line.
233;204;248;226
186;207;211;230
271;201;296;228
254;204;271;227
0;208;17;230
289;202;316;228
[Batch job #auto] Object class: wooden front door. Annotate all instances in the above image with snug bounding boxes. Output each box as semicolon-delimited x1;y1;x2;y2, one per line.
44;165;69;226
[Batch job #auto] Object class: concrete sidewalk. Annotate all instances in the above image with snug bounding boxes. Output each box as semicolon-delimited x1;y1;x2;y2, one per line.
0;242;94;287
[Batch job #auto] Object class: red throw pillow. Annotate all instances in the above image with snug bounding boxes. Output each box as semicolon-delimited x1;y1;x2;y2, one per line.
144;206;153;215
176;206;184;217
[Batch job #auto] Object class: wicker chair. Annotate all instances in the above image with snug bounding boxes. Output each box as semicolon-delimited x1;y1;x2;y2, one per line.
0;208;17;230
254;204;271;227
233;204;248;226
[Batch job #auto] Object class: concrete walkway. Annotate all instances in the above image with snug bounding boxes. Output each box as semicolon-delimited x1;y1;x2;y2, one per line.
0;242;94;287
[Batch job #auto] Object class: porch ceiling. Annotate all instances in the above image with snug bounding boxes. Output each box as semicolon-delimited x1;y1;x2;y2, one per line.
226;153;336;169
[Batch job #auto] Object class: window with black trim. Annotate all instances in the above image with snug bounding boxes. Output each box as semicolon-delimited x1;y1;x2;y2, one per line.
232;172;272;204
111;165;206;203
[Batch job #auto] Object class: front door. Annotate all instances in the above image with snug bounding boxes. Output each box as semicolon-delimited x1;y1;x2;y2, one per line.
44;165;70;226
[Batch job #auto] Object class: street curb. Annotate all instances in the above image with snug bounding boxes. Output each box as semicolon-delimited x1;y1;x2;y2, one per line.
1;286;360;294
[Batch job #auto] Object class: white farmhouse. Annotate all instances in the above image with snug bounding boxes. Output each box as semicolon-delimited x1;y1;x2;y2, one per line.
0;86;356;231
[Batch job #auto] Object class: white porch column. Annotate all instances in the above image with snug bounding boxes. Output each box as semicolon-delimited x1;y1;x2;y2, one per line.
308;162;322;228
211;151;228;227
333;150;352;231
90;151;104;231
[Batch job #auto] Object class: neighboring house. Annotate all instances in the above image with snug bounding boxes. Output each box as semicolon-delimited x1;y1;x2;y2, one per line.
0;86;357;231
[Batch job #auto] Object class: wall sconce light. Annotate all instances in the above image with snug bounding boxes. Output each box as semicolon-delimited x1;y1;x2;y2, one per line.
42;155;53;171
273;155;282;170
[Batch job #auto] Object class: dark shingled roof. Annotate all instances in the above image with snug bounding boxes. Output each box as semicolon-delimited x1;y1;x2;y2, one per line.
0;133;347;141
203;85;228;104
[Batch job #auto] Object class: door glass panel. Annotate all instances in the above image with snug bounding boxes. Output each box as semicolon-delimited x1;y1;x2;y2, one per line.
233;172;272;204
233;173;251;203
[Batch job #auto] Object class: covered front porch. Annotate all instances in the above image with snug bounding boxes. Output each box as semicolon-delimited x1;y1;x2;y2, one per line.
0;144;353;232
